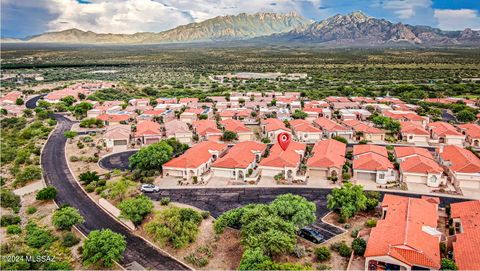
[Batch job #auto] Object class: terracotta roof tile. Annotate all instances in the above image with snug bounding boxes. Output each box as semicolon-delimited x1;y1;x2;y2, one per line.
439;145;480;173
307;139;346;168
212;141;266;169
451;200;480;271
163;141;227;169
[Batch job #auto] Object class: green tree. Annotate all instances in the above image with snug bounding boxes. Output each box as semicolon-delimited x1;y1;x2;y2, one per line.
118;195;154;225
129;141;173;171
164;138;189;157
60;96;76;106
441;258;458;270
456;109;476;123
52;206;85;230
327;183;367;220
72;102;93;118
36;186;57;200
333;136;348;144
269;194;316;228
0;189;21;210
221;130;238;141
292;110;308;119
82;229;126;267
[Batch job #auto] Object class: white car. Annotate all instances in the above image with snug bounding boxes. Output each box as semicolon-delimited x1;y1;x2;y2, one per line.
140;184;160;193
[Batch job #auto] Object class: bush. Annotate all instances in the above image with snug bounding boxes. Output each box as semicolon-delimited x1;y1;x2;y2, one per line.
1;214;21;226
52;206;85;230
118;195;154;225
350;228;360;238
85;183;95;193
145;207;203;248
25;222;56;249
69;156;80;162
365;219;377;228
15;165;42;185
6;225;22;234
352;238;367;256
338;243;352;257
0;189;21;210
82;229;126;267
44;261;73;270
76;141;85;149
441;258;458;270
315;246;331;261
79;171;100;185
27;206;37;214
201;211;210;219
36;186;57;200
160;197;170;206
62;232;80;247
365;198;379;210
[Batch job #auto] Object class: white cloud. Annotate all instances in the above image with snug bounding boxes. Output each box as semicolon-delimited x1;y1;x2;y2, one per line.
22;0;317;34
434;9;480;30
373;0;432;19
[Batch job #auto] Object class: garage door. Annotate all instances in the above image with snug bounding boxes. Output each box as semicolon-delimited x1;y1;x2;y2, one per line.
357;172;376;181
261;168;281;177
113;140;127;146
309;169;327;180
459;180;480;189
145;138;159;145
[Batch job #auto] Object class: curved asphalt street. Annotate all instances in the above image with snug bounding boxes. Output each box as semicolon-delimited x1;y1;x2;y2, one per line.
31;97;189;270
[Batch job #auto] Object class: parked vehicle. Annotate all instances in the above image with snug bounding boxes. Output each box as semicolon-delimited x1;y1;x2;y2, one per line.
140;184;160;193
298;226;324;243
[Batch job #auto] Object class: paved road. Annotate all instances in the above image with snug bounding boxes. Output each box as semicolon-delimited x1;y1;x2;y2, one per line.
41;114;189;270
25;94;46;109
99;150;137;170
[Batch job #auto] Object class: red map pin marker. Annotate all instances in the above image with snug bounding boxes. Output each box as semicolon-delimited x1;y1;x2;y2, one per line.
277;132;291;151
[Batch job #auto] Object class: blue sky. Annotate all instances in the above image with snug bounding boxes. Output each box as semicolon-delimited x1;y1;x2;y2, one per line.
2;0;480;38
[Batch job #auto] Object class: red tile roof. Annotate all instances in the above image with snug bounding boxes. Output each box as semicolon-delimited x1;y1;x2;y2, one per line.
343;119;384;134
400;121;429;136
193;120;221;136
457;123;480;138
314;117;349;131
365;194;440;269
399;155;443;174
262;118;290;132
135;120;161;137
307;139;346;168
163;141;227;169
383;110;425;122
353;152;393;171
394;146;433;160
428;121;463;137
451;200;480;271
439;145;480;173
104;125;131;140
0;91;22;103
260;141;305;168
353;144;388;157
97;114;130;122
220;119;251;133
289;119;322;133
212;141;266;169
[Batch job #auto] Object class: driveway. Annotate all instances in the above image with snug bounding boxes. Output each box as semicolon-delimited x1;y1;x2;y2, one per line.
41;114;189;270
99;150;137;170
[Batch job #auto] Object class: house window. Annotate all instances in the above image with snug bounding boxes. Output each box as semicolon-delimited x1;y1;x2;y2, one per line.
379;173;385;179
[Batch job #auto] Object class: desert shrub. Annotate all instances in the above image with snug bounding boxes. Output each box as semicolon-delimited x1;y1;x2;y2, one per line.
118;195;154;225
26;206;37;214
25;222;56;248
315;246;331;261
85;184;95;193
52;206;85;230
365;219;377;227
69;156;80;162
145;207;202;248
0;189;21;210
350;228;360;238
1;215;21;226
62;232;80;247
338;243;352;257
160;197;170;206
15;165;42;185
79;171;99;185
36;186;57;200
201;211;210;219
6;225;22;234
352;238;367;256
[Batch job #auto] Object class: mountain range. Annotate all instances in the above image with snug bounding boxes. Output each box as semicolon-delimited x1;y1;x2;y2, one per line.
3;11;480;46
